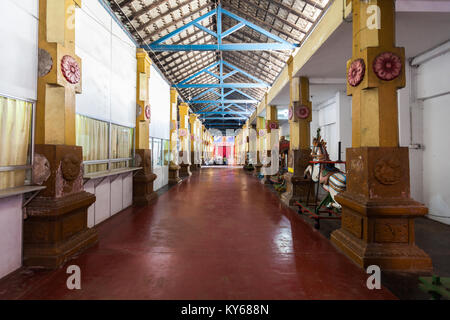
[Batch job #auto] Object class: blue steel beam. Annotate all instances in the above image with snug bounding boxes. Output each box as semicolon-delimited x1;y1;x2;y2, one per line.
201;117;247;120
144;5;298;52
197;111;251;115
143;43;296;51
175;83;268;88
187;100;257;104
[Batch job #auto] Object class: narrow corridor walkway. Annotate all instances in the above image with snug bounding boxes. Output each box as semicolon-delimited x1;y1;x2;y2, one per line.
0;168;395;299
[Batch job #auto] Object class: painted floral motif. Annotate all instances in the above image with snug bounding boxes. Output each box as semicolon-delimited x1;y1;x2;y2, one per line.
145;105;151;120
61;55;81;84
373;52;402;81
296;105;310;119
179;128;188;137
267;121;279;130
347;58;365;87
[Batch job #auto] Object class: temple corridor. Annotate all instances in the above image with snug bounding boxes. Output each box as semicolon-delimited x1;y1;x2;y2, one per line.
0;168;395;300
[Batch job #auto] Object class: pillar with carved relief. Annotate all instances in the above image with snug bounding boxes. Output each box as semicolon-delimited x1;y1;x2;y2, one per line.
179;103;192;177
133;48;157;206
260;105;279;184
281;73;314;206
168;88;181;185
24;0;97;268
330;0;432;272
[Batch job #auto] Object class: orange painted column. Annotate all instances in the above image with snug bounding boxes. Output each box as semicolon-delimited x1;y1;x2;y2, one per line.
331;0;432;271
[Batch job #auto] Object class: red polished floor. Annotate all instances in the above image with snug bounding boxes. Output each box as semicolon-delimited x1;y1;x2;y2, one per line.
0;167;396;300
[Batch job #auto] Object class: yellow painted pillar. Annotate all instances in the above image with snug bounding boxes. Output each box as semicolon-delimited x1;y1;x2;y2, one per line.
133;48;157;206
36;0;83;146
261;105;279;184
179;103;192;177
331;0;431;271
189;114;199;171
135;48;151;150
281;57;313;205
253;116;265;175
25;0;97;268
168;88;181;184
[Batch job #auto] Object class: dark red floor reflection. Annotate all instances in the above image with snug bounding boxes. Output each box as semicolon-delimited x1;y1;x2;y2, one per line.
0;167;396;300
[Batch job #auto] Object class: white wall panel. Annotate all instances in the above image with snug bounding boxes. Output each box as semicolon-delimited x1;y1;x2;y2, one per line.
94;178;111;224
0;0;38;100
75;0;136;126
110;176;123;215
84;180;96;228
122;173;133;208
0;195;23;279
149;65;171;140
416;51;450;100
422;94;450;225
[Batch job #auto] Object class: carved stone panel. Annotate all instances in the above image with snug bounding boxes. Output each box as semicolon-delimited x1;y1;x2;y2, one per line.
342;210;363;239
374;219;408;243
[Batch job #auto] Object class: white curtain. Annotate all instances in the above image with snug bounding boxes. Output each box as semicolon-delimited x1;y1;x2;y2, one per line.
0;96;32;189
76;114;109;173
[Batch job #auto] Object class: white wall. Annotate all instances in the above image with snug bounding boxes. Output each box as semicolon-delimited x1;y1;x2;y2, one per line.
0;0;38;101
414;45;450;225
149;65;171;140
75;0;137;223
0;0;38;279
75;0;136;127
85;173;133;228
149;65;171;190
311;91;351;171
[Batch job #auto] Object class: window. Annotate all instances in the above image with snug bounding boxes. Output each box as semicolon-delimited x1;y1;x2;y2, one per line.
152;138;162;168
163;140;170;166
0;95;33;190
111;124;133;170
75;114;134;174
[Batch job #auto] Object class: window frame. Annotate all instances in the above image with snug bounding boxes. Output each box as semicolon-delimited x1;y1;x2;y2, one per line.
76;114;135;173
0;93;36;186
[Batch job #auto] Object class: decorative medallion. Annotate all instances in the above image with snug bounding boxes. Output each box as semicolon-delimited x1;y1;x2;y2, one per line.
296;105;310;119
259;129;266;137
288;106;293;121
136;104;142;117
38;49;53;77
61;154;81;181
179;128;188;137
374;157;402;185
145;105;151;120
373;52;402;81
32;153;51;185
347;58;366;87
267;121;279;130
61;55;81;84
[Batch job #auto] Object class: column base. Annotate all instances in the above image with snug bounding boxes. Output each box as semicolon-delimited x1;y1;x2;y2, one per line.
179;163;192;178
169;164;182;185
253;164;263;177
133;173;157;206
281;173;313;206
133;149;157;206
330;146;432;272
24;191;98;269
331;227;432;272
